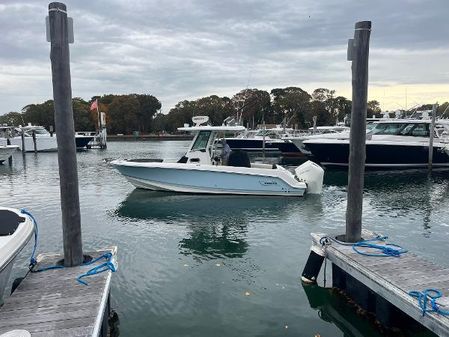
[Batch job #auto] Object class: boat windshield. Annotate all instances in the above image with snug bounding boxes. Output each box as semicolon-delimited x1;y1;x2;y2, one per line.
191;131;211;151
23;127;50;136
371;122;430;137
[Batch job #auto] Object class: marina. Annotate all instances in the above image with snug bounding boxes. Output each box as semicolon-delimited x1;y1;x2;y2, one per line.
2;141;449;336
0;2;448;337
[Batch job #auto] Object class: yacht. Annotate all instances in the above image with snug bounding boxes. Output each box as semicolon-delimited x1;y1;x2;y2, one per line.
279;125;350;156
0;125;94;151
0;145;19;164
0;125;57;152
225;127;293;152
111;117;324;196
0;207;34;303
303;119;449;168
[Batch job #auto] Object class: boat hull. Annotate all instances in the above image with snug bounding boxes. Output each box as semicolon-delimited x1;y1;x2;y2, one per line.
0;137;57;152
304;141;449;168
225;138;281;152
112;162;307;196
75;136;94;149
0;146;18;164
0;207;34;303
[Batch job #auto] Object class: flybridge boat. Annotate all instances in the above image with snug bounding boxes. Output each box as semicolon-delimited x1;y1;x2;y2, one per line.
0;207;34;303
304;119;449;168
112;117;324;196
0;145;18;164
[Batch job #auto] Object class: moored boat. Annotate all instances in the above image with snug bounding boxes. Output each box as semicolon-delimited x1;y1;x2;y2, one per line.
304;119;449;168
111;117;324;196
0;207;34;303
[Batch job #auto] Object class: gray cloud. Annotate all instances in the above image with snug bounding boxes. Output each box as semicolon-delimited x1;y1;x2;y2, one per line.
0;0;448;114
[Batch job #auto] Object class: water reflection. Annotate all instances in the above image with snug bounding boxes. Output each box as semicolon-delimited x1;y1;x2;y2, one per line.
302;284;383;337
302;284;436;337
115;190;303;259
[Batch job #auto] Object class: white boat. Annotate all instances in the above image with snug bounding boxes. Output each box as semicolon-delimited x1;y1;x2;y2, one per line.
0;125;94;151
0;146;19;164
112;117;324;196
0;207;34;303
0;126;57;152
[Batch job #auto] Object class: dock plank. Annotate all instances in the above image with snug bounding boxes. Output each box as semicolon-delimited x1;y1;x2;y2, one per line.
0;247;116;337
311;231;449;337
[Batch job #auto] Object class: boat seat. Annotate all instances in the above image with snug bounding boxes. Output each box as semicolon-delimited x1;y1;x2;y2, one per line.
0;210;25;236
227;150;251;168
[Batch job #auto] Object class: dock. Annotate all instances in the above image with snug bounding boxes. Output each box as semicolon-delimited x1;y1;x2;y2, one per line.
0;247;116;337
309;229;449;336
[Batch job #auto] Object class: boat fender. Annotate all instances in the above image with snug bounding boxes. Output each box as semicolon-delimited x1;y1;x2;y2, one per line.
295;161;324;194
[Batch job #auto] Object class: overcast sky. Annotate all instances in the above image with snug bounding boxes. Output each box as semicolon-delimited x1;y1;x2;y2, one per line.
1;0;448;115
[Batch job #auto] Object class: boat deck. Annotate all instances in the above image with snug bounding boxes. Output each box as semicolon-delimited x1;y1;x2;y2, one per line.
311;229;449;336
0;247;116;337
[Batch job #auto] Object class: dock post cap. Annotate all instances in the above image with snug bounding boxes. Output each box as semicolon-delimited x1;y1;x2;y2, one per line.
355;21;371;30
0;330;31;337
48;2;67;11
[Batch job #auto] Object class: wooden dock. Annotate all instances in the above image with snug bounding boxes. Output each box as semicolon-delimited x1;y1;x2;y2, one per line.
0;247;116;337
310;229;449;337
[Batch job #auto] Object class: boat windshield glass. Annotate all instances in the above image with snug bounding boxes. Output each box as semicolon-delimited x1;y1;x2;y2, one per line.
24;127;50;136
371;122;430;137
191;131;211;151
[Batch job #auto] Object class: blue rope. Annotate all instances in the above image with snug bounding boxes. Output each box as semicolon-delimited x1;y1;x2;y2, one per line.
19;208;116;284
352;236;408;257
77;254;117;286
20;208;39;268
409;289;449;317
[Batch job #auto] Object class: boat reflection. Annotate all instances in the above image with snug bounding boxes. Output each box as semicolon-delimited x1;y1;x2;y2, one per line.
115;190;304;260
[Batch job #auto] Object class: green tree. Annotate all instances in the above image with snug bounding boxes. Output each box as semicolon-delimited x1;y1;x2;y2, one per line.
271;87;312;127
72;98;96;131
135;94;162;132
108;95;140;134
367;100;382;117
231;89;271;128
0;112;24;126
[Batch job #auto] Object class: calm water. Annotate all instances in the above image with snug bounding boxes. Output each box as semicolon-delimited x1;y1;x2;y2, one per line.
1;141;449;337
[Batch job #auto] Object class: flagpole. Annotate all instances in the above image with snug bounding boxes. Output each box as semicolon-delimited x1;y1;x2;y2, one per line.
96;99;101;130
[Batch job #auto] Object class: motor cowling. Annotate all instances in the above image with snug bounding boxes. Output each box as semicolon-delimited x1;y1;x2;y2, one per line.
295;161;324;194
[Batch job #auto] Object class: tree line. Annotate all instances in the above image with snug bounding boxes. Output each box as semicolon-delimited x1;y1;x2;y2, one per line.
2;87;447;134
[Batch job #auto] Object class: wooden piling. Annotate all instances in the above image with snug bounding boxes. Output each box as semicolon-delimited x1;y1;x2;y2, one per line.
48;1;83;266
428;103;437;171
345;21;371;243
6;138;12;166
32;130;37;153
21;132;25;153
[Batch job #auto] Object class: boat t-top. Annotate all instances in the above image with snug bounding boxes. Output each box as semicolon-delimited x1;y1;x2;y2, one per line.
111;116;324;196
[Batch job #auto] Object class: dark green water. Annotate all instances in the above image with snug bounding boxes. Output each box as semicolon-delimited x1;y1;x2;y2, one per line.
1;141;448;337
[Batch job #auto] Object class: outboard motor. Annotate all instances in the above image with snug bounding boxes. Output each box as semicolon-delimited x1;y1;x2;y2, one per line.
295;161;324;194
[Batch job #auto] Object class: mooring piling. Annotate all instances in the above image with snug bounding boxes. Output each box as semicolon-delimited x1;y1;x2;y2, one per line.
428;103;438;171
345;21;371;243
48;1;83;266
301;21;372;284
